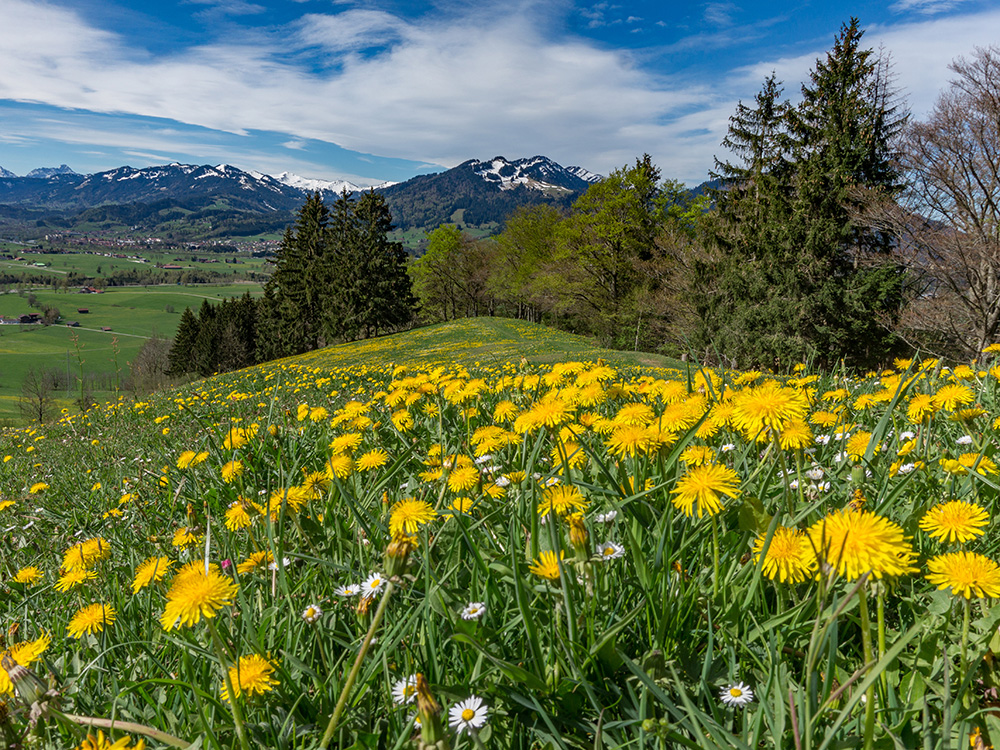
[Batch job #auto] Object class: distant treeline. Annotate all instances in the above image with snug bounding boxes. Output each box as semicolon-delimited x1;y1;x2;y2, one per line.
167;190;416;377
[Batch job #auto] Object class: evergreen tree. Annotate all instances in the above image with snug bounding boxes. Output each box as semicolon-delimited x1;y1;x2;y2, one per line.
167;306;200;376
324;189;362;341
699;20;907;369
353;190;416;336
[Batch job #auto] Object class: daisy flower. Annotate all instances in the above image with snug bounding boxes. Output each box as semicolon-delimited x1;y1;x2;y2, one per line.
361;572;386;597
461;602;486;620
392;674;418;705
720;682;754;707
335;583;361;597
449;695;489;734
597;540;626;560
301;604;322;623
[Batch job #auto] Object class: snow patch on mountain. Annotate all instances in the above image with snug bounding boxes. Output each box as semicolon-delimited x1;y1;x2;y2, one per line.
0;166;18;179
466;155;599;192
25;164;77;179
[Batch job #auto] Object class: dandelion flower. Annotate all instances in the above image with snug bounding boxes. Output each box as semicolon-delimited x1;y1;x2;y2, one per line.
671;463;741;518
529;550;564;580
807;509;917;580
67;603;115;639
13;567;43;585
461;602;486;620
731;383;808;439
447;466;480;493
29;482;48;494
926;551;1000;599
56;568;97;592
449;695;489;735
171;526;202;549
221;654;279;701
933;383;974;411
390;498;437;536
160;562;238;630
720;682;754;707
356;449;389;471
537;485;588;518
752;527;816;583
237;550;274;574
919;500;989;544
74;730;146;750
62;537;110;571
131;556;173;594
220;460;244;483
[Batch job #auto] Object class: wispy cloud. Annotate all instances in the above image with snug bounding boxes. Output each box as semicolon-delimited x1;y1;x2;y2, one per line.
703;2;738;27
890;0;968;16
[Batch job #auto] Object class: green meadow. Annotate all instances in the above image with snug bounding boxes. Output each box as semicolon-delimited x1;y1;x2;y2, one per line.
2;318;1000;749
0;284;262;422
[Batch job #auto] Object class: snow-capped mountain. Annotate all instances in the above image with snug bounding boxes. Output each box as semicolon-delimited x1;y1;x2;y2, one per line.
269;171;399;196
566;165;603;184
464;155;597;192
25;164;78;179
0;166;18;179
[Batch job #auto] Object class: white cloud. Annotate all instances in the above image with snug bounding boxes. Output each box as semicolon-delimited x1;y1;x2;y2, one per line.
0;0;997;184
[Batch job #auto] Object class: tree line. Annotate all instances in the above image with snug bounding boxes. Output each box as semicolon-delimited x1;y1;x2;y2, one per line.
166;190;416;377
165;21;1000;375
412;22;1000;369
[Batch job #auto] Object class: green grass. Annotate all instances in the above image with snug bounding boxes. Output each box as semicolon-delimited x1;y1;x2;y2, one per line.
1;320;998;750
0;284;262;422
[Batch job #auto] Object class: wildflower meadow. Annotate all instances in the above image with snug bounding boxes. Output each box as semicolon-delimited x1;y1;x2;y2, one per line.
4;319;1000;749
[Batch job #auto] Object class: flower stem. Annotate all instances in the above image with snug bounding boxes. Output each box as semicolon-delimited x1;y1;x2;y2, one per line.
320;581;394;749
857;580;875;750
711;515;721;601
206;620;250;750
961;597;971;685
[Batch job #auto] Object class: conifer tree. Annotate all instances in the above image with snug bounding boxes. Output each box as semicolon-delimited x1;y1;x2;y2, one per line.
167;306;200;376
699;20;907;368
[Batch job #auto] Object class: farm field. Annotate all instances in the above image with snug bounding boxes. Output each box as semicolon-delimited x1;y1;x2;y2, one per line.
0;283;262;422
1;318;999;749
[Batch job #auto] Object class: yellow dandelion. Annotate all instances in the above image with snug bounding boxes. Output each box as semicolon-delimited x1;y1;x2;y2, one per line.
160;562;238;630
357;449;389;472
325;454;354;479
845;431;875;462
447;466;480;493
131;556;174;594
934;383;974;411
13;566;43;585
753;527;816;583
959;453;998;475
731;383;808;439
389;498;437;536
671;463;741;518
74;730;146;750
919;500;989;544
221;654;280;702
225;499;262;531
220;460;244;483
62;537;110;571
29;482;48;494
907;393;938;423
537;485;588;518
778;420;813;451
807;509;917;580
171;527;203;549
56;568;97;592
529;550;564;580
926;551;1000;599
67;603;115;639
237;550;274;574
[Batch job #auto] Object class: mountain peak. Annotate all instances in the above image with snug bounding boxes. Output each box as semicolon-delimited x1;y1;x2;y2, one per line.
26;164;78;179
462;155;595;192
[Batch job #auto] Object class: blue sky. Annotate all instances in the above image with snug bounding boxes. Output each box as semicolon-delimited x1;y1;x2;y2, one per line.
1;0;997;186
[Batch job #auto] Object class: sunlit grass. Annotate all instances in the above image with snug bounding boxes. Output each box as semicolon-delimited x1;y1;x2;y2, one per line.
1;321;1000;749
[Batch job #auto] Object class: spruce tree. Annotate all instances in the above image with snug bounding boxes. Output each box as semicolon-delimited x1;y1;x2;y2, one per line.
700;20;907;369
167;306;200;376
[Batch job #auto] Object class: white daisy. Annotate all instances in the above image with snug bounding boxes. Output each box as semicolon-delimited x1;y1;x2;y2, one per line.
335;583;361;597
805;466;824;481
362;571;386;597
392;675;418;705
494;476;511;488
302;603;323;623
461;602;487;620
957;435;974;445
898;430;916;441
595;510;618;524
720;682;754;707
449;695;489;734
598;541;625;560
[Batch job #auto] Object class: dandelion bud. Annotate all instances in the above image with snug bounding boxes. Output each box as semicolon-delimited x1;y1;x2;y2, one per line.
414;674;449;750
384;533;417;578
1;655;47;707
567;512;589;561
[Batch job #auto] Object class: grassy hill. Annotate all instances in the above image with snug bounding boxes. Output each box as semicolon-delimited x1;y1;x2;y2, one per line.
0;319;995;749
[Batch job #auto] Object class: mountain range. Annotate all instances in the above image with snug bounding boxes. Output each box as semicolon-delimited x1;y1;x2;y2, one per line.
0;156;603;243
